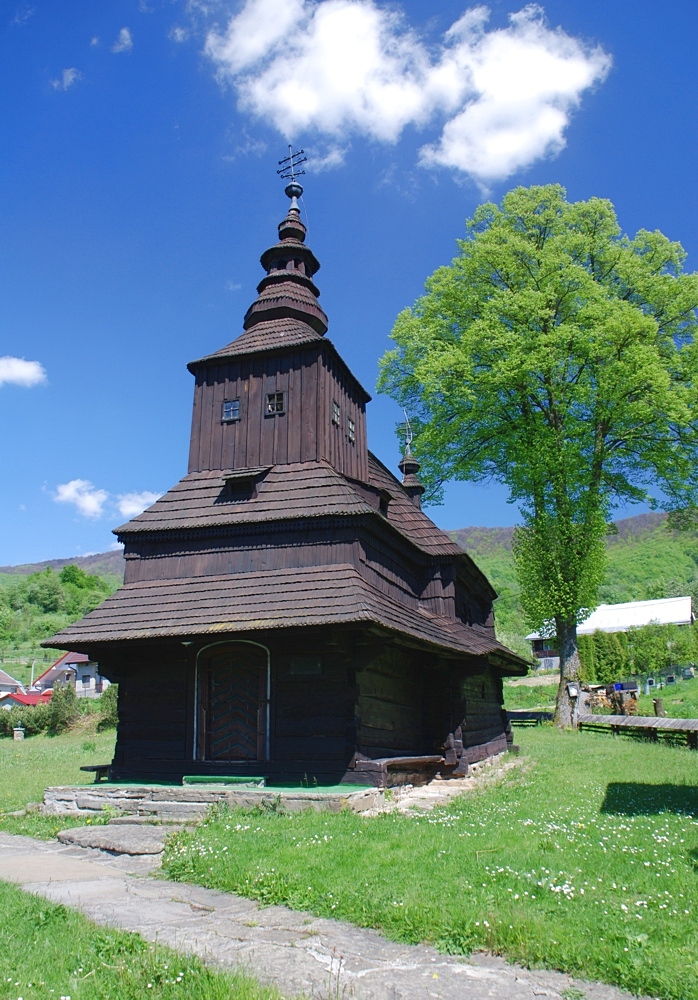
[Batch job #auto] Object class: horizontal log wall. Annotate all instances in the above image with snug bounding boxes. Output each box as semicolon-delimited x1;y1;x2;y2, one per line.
92;636;509;784
98;644;191;780
357;649;424;756
459;671;507;748
272;641;357;769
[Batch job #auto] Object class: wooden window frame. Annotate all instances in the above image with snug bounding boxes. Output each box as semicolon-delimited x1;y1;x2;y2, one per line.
265;391;286;416
221;398;241;422
332;399;341;426
347;417;356;444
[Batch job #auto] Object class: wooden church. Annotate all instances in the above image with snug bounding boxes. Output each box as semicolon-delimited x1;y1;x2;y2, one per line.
46;173;526;787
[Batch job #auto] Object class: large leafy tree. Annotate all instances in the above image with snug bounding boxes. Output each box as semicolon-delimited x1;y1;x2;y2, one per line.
378;185;698;725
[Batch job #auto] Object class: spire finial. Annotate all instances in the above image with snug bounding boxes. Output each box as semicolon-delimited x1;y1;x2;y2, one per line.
277;145;307;206
399;411;425;508
403;409;414;455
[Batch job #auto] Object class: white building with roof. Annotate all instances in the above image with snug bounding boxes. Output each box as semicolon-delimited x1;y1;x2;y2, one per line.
0;669;25;695
33;651;110;698
527;596;694;670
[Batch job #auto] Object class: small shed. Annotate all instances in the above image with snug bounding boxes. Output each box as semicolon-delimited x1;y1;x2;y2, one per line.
44;183;526;786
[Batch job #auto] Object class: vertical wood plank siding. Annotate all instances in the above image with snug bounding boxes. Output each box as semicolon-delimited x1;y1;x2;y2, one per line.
188;345;368;481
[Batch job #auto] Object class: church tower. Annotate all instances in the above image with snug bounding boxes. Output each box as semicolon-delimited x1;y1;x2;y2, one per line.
187;180;368;481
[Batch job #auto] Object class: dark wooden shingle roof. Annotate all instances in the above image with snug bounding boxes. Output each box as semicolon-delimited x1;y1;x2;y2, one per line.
189;318;323;365
113;454;471;563
114;462;374;535
42;563;521;666
366;453;464;557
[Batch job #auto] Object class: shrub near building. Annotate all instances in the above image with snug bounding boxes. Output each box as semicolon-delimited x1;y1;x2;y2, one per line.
0;685;118;738
577;621;698;683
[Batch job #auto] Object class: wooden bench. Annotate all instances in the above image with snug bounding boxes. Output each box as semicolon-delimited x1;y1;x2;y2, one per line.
578;714;698;749
507;710;553;727
80;764;110;783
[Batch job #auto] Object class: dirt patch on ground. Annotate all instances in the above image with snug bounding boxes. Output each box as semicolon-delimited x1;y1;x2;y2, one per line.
506;672;559;687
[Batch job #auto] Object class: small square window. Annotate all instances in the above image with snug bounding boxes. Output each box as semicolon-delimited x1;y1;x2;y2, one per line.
266;391;285;415
221;399;240;422
347;417;356;444
332;399;341;426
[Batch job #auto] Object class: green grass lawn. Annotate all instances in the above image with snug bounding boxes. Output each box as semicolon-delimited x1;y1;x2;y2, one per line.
163;729;698;1000
504;682;558;711
0;879;283;1000
637;676;698;718
0;729;118;837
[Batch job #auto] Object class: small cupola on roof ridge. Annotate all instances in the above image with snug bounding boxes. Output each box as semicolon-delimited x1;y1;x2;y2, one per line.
398;447;426;509
242;177;328;337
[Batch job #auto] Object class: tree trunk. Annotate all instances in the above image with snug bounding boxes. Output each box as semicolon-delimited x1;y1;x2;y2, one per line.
554;617;581;728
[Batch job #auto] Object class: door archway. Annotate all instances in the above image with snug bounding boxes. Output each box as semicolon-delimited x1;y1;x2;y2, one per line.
195;641;270;762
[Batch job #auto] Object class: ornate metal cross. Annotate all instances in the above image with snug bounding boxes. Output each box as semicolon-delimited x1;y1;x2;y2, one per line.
277;145;307;184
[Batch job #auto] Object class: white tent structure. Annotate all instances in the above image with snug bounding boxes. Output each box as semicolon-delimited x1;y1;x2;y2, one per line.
527;596;694;670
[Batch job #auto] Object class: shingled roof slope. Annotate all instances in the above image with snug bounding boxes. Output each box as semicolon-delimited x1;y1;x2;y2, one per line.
42;564;524;667
189;317;323;365
366;453;465;558
114;462;375;535
113;453;483;575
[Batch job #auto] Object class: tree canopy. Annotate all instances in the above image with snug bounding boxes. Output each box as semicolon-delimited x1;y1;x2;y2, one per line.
378;184;698;723
0;566;113;653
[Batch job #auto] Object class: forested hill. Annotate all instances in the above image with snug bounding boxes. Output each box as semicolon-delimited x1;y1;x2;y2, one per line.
452;511;698;657
0;549;124;586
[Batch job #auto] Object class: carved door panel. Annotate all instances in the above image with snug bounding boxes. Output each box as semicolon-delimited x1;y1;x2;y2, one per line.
198;644;268;761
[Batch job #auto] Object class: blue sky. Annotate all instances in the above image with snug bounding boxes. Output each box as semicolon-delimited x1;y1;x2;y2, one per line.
1;0;696;565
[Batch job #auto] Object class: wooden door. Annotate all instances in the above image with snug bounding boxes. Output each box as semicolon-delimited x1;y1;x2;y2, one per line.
198;644;268;761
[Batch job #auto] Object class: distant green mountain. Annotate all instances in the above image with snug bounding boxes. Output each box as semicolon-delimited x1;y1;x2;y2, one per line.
0;550;124;590
452;512;698;657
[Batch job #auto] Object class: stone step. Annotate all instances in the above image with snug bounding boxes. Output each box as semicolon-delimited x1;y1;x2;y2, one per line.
57;824;179;855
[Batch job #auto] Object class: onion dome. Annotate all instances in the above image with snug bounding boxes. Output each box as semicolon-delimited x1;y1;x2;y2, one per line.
398;449;426;508
188;181;328;366
242;181;328;337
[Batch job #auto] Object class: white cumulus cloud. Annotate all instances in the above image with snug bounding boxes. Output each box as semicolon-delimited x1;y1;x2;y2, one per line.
112;27;133;53
169;25;190;43
53;481;162;520
0;356;47;387
55;480;109;519
205;1;611;182
116;491;162;518
51;67;82;91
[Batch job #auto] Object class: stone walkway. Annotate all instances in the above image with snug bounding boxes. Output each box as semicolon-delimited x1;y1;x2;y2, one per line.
0;832;648;1000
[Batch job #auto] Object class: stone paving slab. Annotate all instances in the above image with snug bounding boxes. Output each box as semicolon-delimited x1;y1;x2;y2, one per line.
0;853;125;882
57;824;177;855
0;833;647;1000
